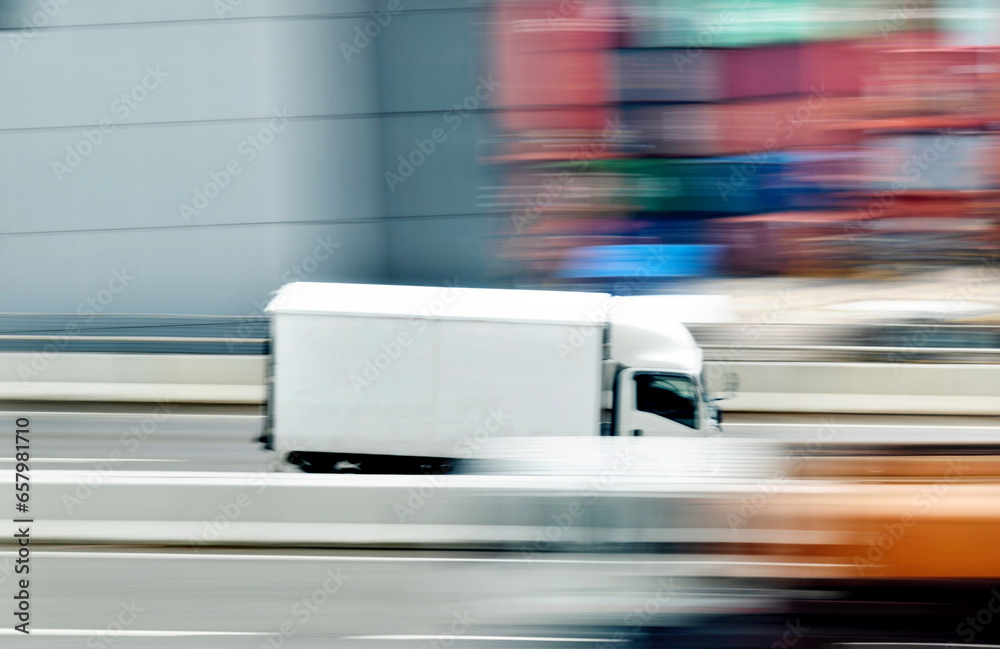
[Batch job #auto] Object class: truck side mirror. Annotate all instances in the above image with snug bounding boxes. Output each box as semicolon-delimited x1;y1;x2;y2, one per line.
708;371;739;402
712;405;723;425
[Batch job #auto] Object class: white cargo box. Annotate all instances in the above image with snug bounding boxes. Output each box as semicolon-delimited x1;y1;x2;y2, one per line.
265;283;612;459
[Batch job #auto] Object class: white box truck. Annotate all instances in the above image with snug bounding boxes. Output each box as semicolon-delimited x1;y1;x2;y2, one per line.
261;282;729;473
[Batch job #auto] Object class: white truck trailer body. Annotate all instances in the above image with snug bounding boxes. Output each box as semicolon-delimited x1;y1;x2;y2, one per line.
266;282;610;460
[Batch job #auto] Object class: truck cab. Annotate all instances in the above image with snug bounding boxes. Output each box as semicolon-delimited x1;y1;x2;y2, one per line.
603;295;724;439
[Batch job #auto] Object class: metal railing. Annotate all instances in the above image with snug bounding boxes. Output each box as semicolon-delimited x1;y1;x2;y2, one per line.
0;314;268;354
690;323;1000;363
0;316;995;361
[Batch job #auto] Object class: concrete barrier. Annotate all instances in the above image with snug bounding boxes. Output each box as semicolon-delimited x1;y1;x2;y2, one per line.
9;467;1000;580
0;448;794;552
716;362;1000;415
0;353;266;404
2;352;996;415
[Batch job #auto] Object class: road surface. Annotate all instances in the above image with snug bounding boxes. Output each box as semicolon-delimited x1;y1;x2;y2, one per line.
0;404;997;473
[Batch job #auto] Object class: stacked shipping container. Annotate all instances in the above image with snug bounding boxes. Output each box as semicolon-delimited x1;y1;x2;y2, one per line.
489;0;1000;280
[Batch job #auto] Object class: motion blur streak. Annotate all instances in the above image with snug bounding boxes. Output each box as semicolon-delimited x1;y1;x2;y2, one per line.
4;0;1000;648
489;0;1000;288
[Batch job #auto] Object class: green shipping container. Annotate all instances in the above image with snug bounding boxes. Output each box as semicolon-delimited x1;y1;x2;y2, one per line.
625;0;901;48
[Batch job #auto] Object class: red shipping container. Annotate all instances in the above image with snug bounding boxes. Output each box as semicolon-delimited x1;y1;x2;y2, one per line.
621;104;722;157
858;32;985;116
615;41;865;105
498;104;615;133
846;191;980;221
615;49;726;103
800;40;865;97
979;47;1000;122
714;97;862;154
493;0;616;132
713;212;860;275
720;41;864;100
719;41;864;100
723;45;805;99
623;97;862;157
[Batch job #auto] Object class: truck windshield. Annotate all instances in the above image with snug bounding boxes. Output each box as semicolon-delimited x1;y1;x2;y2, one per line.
634;372;699;429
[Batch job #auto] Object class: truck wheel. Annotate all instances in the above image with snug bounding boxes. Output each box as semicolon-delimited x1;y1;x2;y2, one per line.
332;459;363;473
286;451;341;473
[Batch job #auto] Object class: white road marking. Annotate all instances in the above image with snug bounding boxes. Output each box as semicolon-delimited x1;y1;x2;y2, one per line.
0;458;181;463
0;629;261;636
0;411;259;419
0;629;627;642
835;645;1000;649
728;423;1000;430
0;550;850;568
341;635;626;643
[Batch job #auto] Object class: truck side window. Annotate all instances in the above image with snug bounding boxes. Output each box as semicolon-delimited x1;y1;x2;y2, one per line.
634;372;698;429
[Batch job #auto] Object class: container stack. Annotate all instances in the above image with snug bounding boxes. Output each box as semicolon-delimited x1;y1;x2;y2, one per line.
840;15;1000;271
488;0;635;284
488;0;1000;282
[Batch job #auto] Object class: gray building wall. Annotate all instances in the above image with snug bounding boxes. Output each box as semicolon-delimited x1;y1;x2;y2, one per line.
373;0;501;287
0;0;498;315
